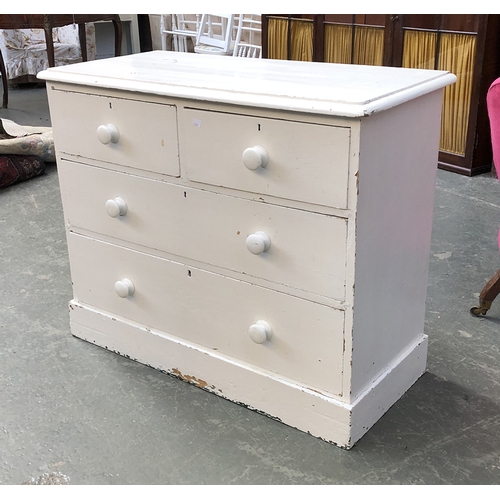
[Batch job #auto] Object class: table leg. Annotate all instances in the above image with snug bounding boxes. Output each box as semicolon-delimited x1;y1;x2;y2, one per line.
0;47;7;108
111;18;122;57
43;16;56;67
78;23;88;61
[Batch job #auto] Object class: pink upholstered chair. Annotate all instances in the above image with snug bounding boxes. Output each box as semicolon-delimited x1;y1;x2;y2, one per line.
471;77;500;316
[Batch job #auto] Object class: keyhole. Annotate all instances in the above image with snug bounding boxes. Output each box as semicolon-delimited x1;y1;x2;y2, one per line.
109;102;112;109
258;124;261;131
187;270;192;277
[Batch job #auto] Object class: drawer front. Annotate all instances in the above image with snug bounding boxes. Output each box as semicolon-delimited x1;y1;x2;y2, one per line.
67;233;345;395
182;108;351;209
48;90;180;176
59;160;347;301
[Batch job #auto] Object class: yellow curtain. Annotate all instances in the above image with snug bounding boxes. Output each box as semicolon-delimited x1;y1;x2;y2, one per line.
437;33;476;155
353;26;384;66
324;24;384;65
402;30;476;156
270;21;477;156
324;24;352;64
266;18;313;62
267;18;288;60
402;30;437;69
290;20;313;61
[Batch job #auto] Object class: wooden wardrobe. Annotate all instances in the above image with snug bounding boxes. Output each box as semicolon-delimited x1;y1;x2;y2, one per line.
262;14;500;176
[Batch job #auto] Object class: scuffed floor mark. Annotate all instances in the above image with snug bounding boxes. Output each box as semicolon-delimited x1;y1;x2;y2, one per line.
29;193;38;209
22;472;70;485
459;330;473;338
434;251;452;260
236;441;330;483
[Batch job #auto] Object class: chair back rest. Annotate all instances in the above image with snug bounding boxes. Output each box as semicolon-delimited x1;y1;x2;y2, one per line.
161;14;200;52
487;77;500;177
196;14;235;52
176;14;200;34
233;14;262;57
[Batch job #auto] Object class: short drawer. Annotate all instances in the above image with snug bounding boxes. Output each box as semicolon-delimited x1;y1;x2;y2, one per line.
67;233;345;395
182;108;351;209
58;160;347;301
48;89;180;176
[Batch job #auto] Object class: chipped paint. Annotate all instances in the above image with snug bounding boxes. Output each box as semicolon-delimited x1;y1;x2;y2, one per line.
171;368;210;389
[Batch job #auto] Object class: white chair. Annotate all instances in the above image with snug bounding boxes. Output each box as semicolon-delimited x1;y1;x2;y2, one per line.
233;14;262;58
160;14;200;52
194;14;236;56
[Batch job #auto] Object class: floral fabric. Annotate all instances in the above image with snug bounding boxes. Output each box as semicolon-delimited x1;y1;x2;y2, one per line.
0;118;55;162
0;24;96;80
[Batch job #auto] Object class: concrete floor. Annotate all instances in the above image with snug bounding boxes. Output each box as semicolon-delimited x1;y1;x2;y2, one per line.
2;84;500;485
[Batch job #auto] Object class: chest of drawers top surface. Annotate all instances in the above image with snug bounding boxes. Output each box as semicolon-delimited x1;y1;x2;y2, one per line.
38;51;455;117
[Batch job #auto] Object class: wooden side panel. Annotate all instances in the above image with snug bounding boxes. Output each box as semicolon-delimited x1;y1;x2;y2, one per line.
349;90;442;399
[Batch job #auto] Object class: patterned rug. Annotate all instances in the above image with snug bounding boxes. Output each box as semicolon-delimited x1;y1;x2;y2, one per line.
0;154;45;188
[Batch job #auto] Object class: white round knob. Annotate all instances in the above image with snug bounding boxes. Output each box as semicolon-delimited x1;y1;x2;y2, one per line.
242;146;269;171
249;320;273;344
105;197;128;218
114;278;135;298
246;231;271;255
97;124;120;144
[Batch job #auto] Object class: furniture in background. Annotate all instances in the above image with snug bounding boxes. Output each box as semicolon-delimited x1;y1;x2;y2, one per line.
93;15;139;59
39;51;454;448
0;41;7;108
194;14;236;55
159;14;262;57
262;14;500;176
233;14;262;57
160;14;200;52
471;77;500;316
0;14;122;108
118;15;140;55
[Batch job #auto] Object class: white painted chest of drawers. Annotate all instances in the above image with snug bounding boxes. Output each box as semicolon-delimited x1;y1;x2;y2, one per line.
39;51;455;448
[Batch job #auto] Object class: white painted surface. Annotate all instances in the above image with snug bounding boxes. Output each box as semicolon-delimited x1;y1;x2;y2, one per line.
39;51;456;117
349;91;444;400
48;90;180;177
67;233;346;396
69;302;427;447
181;108;351;209
40;53;454;448
57;160;348;301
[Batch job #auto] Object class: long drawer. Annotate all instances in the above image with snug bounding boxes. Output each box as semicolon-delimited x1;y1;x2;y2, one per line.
58;160;348;301
181;108;351;209
48;90;180;177
67;233;345;395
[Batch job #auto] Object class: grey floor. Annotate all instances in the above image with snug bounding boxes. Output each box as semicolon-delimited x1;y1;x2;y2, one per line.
2;84;500;486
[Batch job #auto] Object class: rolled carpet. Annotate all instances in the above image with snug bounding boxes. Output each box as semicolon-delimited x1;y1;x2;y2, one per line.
0;154;45;188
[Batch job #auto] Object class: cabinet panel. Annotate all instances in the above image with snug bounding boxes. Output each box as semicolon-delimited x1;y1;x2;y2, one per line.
58;160;348;301
182;108;351;209
49;90;180;177
67;233;346;395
